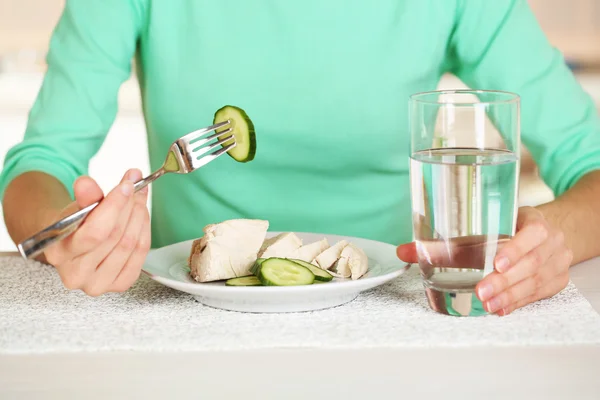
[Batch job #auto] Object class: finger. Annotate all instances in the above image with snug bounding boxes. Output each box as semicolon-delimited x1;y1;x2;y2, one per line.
516;207;547;229
63;170;140;282
396;242;418;263
65;172;136;256
411;236;507;271
497;249;572;315
82;201;147;296
484;274;538;313
44;178;107;266
487;247;566;314
78;185;138;267
498;272;570;316
494;220;548;273
476;235;557;302
67;196;136;288
55;257;89;290
132;170;149;207
109;210;151;293
73;176;104;208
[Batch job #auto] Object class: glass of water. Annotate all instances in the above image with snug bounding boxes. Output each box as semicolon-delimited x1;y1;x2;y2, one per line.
409;90;520;317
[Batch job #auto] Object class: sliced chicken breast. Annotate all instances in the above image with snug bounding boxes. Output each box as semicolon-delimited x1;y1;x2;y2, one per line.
313;240;348;270
189;219;269;282
325;243;369;279
341;243;369;280
259;232;303;259
289;238;329;262
332;256;351;278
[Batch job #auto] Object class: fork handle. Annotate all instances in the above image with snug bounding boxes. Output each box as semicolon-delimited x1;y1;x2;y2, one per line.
17;168;165;260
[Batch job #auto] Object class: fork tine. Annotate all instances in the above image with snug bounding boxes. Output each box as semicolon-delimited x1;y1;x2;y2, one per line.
193;142;237;169
192;135;235;157
185;127;233;149
179;120;230;145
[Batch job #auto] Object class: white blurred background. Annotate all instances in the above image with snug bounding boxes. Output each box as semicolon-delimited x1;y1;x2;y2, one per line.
0;0;599;251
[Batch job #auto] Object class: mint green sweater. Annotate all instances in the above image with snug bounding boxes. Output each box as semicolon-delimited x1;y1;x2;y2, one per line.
2;0;600;247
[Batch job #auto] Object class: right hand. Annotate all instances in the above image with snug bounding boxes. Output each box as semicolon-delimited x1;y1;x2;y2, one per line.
44;169;151;296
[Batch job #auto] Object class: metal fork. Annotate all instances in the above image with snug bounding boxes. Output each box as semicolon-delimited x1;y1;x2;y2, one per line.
17;120;235;260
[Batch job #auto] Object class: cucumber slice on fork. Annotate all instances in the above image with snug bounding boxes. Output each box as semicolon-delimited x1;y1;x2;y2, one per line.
213;105;256;162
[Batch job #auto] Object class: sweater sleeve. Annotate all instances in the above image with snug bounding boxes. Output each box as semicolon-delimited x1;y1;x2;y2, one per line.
448;0;600;196
0;0;147;199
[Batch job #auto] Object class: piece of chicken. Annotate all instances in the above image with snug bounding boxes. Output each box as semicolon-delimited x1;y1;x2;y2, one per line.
332;255;351;278
259;232;303;259
334;243;369;280
312;240;348;270
188;219;269;282
289;238;329;262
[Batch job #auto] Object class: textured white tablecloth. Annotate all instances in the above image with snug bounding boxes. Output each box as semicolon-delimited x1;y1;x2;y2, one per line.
1;256;599;353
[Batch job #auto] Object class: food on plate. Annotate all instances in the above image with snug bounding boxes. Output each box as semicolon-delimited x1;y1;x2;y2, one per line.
249;258;266;275
257;258;315;286
213;105;256;162
289;238;329;262
189;219;369;285
188;219;268;282
259;232;302;258
229;258;333;286
332;243;369;280
225;276;262;286
290;259;333;282
313;240;348;269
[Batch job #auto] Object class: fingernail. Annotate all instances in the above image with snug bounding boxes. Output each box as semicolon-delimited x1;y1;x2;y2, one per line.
495;256;510;273
140;185;149;194
127;169;141;182
477;283;493;301
120;182;133;196
487;297;502;313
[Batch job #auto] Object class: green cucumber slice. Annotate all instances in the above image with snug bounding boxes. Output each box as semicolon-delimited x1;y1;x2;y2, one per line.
213;105;256;162
258;258;315;286
250;258;266;276
225;276;262;286
288;259;333;282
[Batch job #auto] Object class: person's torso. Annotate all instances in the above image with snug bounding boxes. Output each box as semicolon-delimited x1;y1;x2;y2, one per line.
136;0;457;247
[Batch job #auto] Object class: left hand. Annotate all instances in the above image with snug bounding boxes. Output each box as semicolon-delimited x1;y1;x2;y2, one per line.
397;206;573;316
475;207;572;315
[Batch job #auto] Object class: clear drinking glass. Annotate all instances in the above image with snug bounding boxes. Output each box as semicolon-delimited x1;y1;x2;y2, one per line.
409;90;520;317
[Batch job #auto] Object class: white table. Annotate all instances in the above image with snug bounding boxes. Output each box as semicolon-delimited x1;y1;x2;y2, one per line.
0;253;599;400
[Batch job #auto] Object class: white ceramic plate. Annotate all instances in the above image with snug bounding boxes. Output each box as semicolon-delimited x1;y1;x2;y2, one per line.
142;232;409;313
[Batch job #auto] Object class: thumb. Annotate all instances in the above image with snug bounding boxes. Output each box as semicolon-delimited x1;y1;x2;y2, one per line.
396;242;418;263
73;176;104;209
